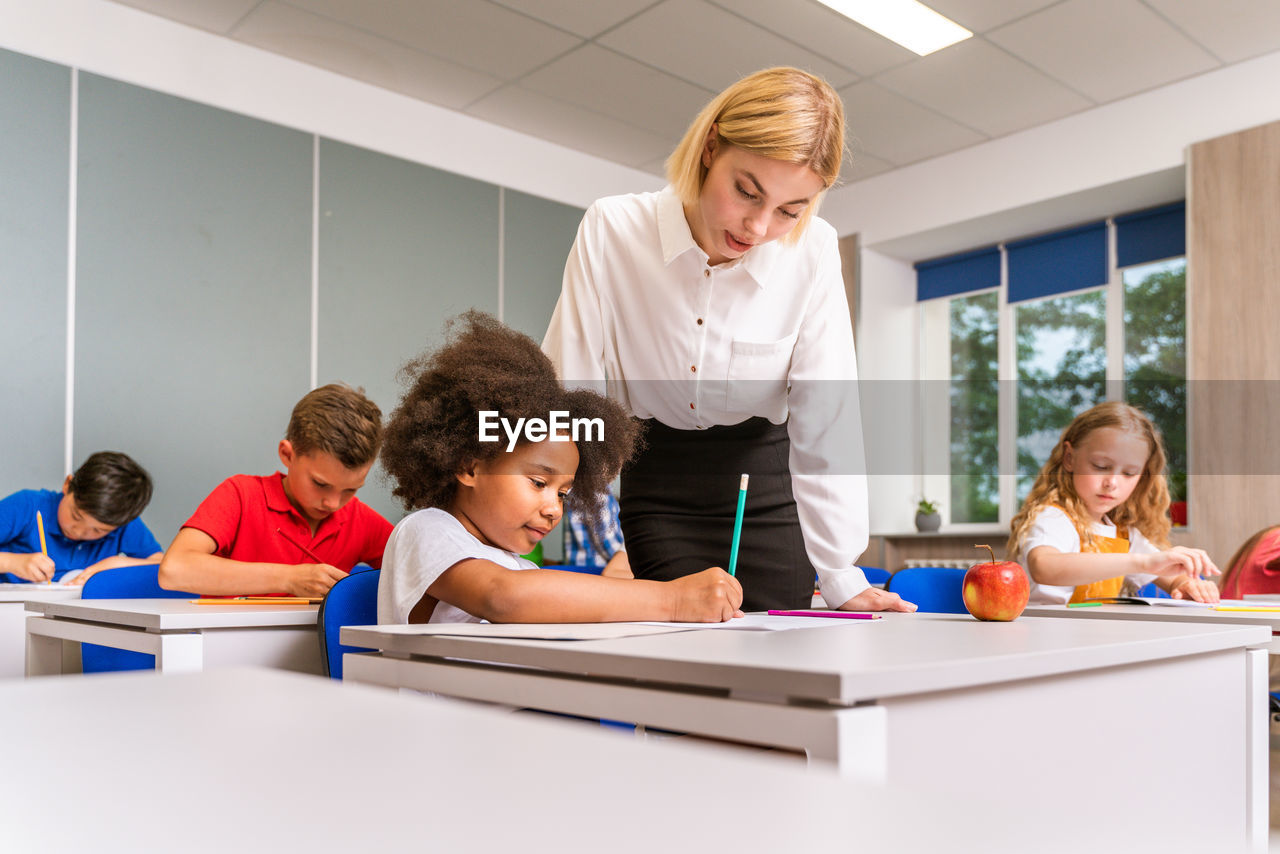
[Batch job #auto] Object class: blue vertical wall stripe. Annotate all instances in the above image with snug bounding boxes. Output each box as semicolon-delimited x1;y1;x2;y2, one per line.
1115;201;1185;268
1006;220;1107;304
914;246;1000;301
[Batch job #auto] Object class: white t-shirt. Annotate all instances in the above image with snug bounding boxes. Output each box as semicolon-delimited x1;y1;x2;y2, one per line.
542;186;870;607
1020;506;1159;604
377;507;537;625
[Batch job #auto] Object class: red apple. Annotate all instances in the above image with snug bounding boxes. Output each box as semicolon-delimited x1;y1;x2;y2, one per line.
963;544;1030;622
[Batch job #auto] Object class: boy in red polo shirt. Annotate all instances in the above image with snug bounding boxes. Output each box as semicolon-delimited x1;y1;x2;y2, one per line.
159;384;393;596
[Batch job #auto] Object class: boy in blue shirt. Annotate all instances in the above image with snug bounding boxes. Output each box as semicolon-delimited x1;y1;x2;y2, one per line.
0;451;164;585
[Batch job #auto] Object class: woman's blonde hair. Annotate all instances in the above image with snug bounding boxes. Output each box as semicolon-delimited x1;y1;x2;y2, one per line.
1007;401;1172;560
666;67;845;244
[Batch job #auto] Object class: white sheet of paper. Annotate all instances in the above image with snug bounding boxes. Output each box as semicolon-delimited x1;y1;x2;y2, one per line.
1136;597;1213;608
639;614;841;631
373;622;692;641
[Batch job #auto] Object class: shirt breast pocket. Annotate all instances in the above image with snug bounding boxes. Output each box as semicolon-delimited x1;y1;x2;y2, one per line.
725;331;798;414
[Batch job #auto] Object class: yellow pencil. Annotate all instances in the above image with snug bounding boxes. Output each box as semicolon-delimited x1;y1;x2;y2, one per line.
35;511;53;584
1212;606;1280;613
191;597;322;605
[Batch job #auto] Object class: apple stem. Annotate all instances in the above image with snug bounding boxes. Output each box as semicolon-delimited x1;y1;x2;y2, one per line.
975;544;996;564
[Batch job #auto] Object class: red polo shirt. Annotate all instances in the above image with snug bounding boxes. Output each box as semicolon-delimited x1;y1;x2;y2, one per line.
182;472;392;574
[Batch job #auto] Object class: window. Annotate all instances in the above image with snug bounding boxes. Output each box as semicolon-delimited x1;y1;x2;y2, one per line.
917;204;1187;527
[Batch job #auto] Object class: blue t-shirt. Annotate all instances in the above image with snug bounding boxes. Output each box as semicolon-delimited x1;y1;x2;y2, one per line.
0;489;163;582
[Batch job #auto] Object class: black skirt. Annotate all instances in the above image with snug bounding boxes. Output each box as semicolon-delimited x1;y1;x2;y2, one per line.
619;417;815;611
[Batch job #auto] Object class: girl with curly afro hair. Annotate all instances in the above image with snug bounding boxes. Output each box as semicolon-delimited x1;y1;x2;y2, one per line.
377;312;743;625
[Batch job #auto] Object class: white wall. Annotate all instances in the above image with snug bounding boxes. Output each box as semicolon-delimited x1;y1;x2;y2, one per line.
0;0;663;209
843;47;1280;533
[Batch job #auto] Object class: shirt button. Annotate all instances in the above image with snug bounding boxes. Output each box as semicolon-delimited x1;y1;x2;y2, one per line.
696;318;703;326
696;425;704;430
689;402;696;410
703;269;710;278
690;365;697;373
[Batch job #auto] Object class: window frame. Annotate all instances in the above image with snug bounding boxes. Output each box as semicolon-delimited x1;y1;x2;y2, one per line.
919;218;1187;530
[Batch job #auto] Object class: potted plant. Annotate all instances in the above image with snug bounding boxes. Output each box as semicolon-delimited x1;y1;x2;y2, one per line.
915;499;941;532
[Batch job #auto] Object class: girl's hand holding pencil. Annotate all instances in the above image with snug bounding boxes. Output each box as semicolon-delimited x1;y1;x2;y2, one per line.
667;567;744;622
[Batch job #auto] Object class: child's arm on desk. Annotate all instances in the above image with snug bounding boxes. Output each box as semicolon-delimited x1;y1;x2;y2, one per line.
1159;573;1221;602
424;559;743;624
66;552;166;587
159;528;345;597
1028;545;1219;586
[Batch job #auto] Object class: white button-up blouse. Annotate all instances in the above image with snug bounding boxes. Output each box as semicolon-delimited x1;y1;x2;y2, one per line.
542;186;870;606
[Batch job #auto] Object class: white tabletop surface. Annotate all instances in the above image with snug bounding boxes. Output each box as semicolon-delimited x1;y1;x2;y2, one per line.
0;667;1218;854
0;583;81;603
24;597;319;629
343;612;1270;705
1024;600;1280;627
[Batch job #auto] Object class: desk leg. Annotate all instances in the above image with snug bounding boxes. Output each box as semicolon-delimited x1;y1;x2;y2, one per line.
25;621;65;676
155;634;204;674
802;705;887;785
1245;647;1268;852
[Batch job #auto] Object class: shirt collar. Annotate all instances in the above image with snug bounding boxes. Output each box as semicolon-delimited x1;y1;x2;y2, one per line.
656;186;780;290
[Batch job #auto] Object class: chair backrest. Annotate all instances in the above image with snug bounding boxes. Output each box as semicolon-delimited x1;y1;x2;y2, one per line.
886;566;968;614
860;567;891;586
318;569;381;679
540;563;604;576
80;563;193;673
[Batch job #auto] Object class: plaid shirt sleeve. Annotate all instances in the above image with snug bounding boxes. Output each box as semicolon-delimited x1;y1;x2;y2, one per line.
564;494;625;568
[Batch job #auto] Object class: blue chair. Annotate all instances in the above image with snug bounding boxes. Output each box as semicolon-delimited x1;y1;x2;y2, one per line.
80;563;194;673
861;566;891;586
318;569;381;679
885;566;968;614
541;563;604;575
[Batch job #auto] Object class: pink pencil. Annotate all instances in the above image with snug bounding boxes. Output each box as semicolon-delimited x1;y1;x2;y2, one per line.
767;610;881;620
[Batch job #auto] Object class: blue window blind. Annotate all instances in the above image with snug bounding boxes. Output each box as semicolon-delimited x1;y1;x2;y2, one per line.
915;246;1000;302
1115;201;1185;268
1006;220;1106;304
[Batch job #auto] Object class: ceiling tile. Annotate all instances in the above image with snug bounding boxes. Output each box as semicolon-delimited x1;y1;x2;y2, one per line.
987;0;1220;103
522;45;713;139
488;0;657;38
707;0;914;77
108;0;261;33
875;37;1092;137
923;0;1059;34
285;0;582;79
232;2;504;110
839;80;986;165
1146;0;1280;63
841;150;894;183
599;0;858;92
467;85;674;167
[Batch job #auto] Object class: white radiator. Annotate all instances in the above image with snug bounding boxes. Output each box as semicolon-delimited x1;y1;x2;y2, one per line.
903;558;971;569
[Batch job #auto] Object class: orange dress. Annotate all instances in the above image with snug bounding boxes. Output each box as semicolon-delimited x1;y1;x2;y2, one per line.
1067;526;1131;604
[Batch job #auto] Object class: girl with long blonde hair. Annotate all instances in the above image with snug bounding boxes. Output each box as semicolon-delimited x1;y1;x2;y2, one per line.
1008;401;1219;604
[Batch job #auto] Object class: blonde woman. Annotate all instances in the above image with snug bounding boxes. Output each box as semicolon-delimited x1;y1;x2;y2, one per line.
543;67;913;613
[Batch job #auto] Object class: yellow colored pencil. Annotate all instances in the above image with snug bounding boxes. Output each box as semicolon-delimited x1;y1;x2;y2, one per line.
1212;605;1280;613
35;510;54;584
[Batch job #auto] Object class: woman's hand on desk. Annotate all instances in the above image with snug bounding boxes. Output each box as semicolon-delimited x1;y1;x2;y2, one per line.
837;587;917;613
0;552;55;583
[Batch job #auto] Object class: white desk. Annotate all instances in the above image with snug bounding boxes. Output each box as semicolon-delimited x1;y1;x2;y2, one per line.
0;667;1227;854
24;598;322;676
344;613;1270;850
1023;601;1280;653
0;584;80;678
